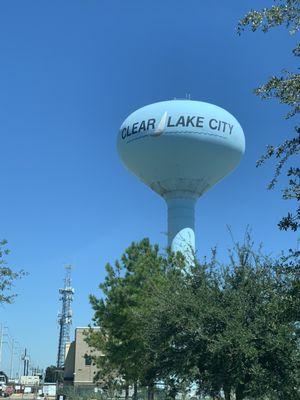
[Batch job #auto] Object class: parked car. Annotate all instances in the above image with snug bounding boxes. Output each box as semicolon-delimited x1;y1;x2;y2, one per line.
4;386;14;397
0;372;8;397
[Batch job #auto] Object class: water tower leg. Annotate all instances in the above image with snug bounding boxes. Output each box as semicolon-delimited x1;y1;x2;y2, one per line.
165;195;196;261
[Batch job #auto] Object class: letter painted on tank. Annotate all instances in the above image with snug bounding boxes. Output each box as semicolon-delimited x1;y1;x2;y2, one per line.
132;122;139;134
176;116;185;127
221;121;227;133
121;127;127;139
209;119;218;130
167;117;175;127
196;116;204;128
139;120;146;132
186;116;195;127
147;119;156;130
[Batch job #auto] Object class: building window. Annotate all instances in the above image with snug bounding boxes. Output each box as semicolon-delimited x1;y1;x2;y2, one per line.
84;354;92;366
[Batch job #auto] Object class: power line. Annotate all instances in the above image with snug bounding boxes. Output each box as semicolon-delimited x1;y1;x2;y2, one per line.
0;324;33;380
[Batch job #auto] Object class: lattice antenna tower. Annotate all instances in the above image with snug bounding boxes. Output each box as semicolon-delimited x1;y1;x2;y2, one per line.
57;265;74;368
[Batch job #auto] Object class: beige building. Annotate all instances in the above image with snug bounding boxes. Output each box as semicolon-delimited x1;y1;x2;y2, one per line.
64;327;101;388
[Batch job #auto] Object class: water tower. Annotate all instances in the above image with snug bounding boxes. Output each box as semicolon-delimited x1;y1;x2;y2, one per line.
117;100;245;260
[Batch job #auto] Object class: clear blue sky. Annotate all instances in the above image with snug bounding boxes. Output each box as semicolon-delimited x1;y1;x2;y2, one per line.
0;0;298;372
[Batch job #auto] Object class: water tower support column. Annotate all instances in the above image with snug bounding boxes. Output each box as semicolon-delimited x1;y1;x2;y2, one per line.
165;193;197;261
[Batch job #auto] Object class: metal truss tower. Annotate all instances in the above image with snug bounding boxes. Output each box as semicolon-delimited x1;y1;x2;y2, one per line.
57;265;74;368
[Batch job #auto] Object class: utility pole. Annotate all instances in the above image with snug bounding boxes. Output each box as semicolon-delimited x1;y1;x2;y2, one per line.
0;327;30;381
26;356;29;376
17;349;22;381
9;339;15;380
23;348;29;376
1;328;17;380
0;324;3;370
0;325;9;371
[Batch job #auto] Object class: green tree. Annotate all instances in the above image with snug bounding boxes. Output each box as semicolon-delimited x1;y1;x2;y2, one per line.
44;365;63;383
137;251;213;397
212;240;299;400
88;236;299;399
139;236;300;399
0;239;25;304
238;0;300;231
87;239;185;399
274;247;300;330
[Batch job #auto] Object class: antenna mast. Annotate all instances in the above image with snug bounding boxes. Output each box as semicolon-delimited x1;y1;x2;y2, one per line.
57;265;74;368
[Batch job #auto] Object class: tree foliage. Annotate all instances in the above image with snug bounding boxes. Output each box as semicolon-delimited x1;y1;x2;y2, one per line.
44;365;63;383
87;239;185;397
238;0;300;231
88;238;300;400
0;239;25;304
